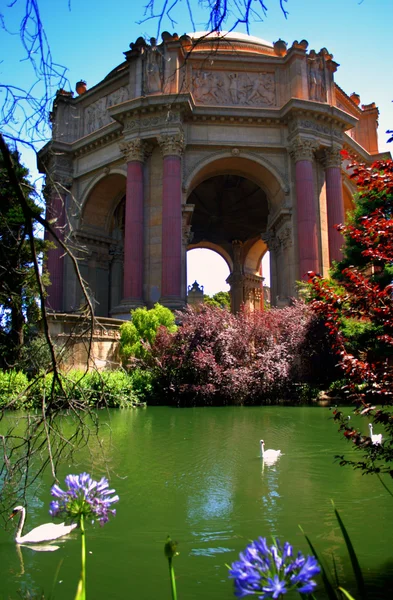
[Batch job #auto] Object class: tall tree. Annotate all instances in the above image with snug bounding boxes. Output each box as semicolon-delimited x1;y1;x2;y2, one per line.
0;145;47;367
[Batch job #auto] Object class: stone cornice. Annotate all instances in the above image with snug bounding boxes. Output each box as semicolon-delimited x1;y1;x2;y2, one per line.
72;121;122;157
108;93;193;125
343;135;392;165
74;229;115;247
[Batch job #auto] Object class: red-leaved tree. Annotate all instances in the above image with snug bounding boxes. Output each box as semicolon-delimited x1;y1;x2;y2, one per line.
309;157;393;476
147;301;337;407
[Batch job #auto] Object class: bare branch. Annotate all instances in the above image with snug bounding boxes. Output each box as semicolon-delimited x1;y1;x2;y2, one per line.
139;0;289;38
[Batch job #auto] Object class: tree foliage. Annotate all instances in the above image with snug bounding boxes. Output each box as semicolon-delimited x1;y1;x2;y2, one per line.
119;303;177;363
203;291;231;310
308;157;393;476
0;146;48;368
146;302;336;406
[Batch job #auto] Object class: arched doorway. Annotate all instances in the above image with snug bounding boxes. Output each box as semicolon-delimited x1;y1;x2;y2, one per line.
185;153;289;312
73;173;126;316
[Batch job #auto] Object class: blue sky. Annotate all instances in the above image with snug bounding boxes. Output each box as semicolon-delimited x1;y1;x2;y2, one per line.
1;0;392;294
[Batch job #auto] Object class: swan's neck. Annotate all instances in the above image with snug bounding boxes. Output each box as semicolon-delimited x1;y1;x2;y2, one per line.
16;508;25;542
260;443;264;457
369;423;373;435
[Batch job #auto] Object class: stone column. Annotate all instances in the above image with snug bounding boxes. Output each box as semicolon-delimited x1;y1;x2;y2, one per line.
290;138;319;278
227;240;244;313
119;139;151;307
323;147;344;264
44;178;70;312
158;132;185;308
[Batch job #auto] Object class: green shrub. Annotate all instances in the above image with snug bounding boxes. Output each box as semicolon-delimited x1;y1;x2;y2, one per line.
129;368;153;401
0;370;29;409
120;303;177;364
0;369;140;410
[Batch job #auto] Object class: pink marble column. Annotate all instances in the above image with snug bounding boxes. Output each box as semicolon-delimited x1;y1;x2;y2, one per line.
120;139;150;305
45;187;67;311
158;133;184;304
324;147;344;264
290;138;319;278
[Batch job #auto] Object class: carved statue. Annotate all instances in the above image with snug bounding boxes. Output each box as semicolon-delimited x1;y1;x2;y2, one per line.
308;53;326;102
143;38;164;94
228;73;239;104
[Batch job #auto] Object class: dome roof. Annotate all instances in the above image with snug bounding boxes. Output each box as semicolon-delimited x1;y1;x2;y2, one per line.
187;31;273;49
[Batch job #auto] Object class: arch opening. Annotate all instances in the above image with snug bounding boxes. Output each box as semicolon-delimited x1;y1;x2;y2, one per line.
187;248;230;298
186;172;271;312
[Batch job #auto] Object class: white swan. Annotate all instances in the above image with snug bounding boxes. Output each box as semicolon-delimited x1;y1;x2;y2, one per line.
368;423;383;445
9;506;77;544
260;440;282;462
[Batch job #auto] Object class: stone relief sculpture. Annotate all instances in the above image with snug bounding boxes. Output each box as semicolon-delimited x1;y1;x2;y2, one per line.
192;71;224;103
192;70;276;107
308;52;326;102
84;87;129;135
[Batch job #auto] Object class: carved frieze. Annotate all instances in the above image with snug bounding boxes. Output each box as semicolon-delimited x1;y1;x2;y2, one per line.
84;86;129;135
123;110;182;133
158;132;185;157
119;139;152;162
289;118;342;140
192;69;276;107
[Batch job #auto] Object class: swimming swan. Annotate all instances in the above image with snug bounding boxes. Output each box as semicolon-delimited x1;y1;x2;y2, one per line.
9;506;77;544
368;423;382;445
260;440;282;462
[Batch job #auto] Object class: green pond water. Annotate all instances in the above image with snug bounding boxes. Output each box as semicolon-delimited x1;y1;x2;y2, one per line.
0;406;392;600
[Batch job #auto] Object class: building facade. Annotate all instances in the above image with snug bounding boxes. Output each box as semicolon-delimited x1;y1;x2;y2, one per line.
39;31;383;318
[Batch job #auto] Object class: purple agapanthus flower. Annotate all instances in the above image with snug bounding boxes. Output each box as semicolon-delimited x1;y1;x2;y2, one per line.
50;472;119;526
229;537;320;598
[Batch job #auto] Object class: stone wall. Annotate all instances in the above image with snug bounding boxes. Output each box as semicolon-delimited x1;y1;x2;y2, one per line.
47;314;124;371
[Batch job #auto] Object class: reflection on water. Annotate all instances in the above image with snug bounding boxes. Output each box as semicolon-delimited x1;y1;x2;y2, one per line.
260;458;282;530
0;406;393;599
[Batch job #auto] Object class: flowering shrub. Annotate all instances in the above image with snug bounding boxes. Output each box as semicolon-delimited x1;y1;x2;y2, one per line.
148;302;336;406
50;472;119;526
228;537;320;598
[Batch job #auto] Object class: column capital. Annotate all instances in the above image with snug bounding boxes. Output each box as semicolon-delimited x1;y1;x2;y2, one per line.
158;132;185;157
289;137;318;162
119;139;152;162
322;145;343;169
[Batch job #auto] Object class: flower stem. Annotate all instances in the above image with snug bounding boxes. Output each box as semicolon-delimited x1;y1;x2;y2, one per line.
75;515;86;600
168;556;177;600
